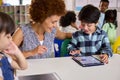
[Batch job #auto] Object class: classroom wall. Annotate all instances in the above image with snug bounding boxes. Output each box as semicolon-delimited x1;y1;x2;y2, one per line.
64;0;120;37
117;11;120;37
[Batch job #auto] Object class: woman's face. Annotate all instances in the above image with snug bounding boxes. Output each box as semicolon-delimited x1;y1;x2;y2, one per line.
41;15;60;33
0;32;12;51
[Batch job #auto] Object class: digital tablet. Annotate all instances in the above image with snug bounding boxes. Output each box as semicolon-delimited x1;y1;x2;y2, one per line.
72;56;104;67
18;72;61;80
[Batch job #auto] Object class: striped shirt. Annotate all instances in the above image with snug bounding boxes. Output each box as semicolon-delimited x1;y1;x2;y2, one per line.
67;27;113;57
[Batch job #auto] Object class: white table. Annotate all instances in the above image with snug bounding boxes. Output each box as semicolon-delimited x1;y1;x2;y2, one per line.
17;54;120;80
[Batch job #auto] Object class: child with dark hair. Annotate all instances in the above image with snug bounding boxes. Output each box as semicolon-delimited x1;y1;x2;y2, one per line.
102;9;117;47
0;12;27;80
99;0;109;13
98;0;109;28
60;11;78;33
67;4;112;64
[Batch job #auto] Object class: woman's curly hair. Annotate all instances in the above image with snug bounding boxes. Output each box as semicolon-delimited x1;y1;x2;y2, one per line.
29;0;66;23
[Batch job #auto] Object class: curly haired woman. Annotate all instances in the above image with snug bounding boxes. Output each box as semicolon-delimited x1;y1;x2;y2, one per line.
12;0;72;59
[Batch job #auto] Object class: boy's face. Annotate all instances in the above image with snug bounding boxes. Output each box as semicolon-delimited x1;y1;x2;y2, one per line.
99;1;109;13
0;32;12;51
80;21;96;34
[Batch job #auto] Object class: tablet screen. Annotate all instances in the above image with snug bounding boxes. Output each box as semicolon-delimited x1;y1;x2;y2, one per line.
72;56;104;67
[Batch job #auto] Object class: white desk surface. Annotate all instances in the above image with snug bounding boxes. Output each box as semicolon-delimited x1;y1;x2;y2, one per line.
17;54;120;80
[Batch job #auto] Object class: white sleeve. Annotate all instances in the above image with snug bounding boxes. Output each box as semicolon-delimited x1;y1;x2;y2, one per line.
0;68;3;78
5;54;12;64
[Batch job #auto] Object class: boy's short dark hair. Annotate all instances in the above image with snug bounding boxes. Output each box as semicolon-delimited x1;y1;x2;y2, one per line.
100;0;109;3
60;11;76;27
0;12;15;35
78;4;100;23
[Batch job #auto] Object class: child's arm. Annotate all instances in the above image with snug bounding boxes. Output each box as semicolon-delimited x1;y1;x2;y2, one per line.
67;38;77;53
67;32;80;56
0;68;3;80
101;31;113;57
0;76;3;80
69;50;81;56
99;31;113;64
102;23;109;32
3;41;27;70
55;26;72;39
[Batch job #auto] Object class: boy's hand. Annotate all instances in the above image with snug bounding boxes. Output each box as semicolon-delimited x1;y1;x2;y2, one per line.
69;50;80;56
99;54;109;64
3;41;21;55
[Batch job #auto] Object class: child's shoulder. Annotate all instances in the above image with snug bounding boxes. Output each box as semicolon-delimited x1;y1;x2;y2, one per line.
100;30;106;35
73;30;82;36
103;22;110;26
96;27;107;35
98;29;108;36
0;53;12;64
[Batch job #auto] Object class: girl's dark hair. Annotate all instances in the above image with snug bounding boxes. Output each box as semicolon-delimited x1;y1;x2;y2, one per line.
0;12;15;35
105;9;117;22
60;11;76;27
78;4;100;23
104;9;117;28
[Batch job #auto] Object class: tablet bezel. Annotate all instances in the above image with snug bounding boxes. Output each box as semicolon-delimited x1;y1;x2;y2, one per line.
72;56;104;67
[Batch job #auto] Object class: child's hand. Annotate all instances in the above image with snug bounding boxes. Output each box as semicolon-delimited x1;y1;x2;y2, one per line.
99;54;109;64
3;41;21;55
69;50;80;56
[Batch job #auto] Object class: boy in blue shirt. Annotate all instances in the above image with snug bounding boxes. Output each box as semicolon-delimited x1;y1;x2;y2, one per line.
67;5;112;64
0;12;27;80
98;0;109;29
